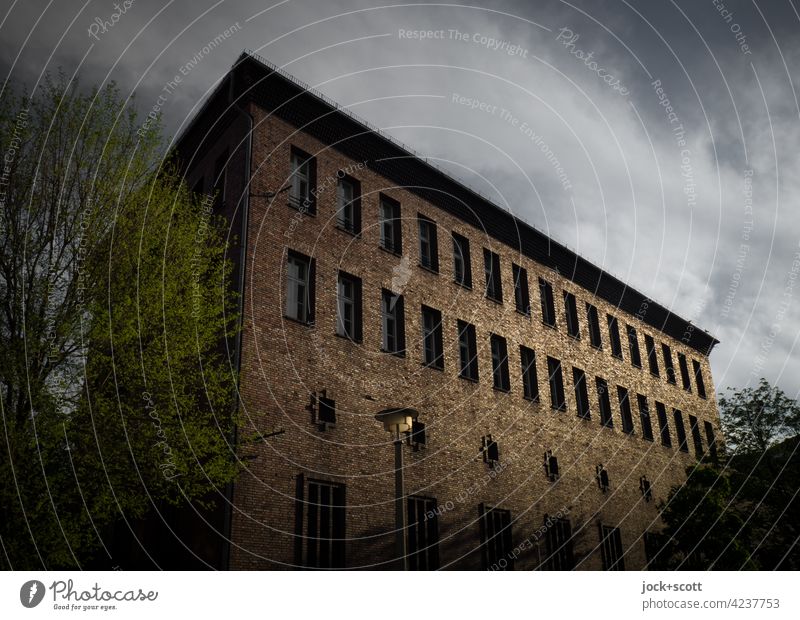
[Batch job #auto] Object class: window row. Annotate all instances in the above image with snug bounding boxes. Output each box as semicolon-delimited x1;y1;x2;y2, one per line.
293;476;636;572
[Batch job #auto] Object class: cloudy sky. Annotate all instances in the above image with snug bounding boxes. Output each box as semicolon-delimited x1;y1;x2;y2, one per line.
2;0;799;398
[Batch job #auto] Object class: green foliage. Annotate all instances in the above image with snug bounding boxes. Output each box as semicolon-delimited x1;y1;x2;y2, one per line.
0;74;240;569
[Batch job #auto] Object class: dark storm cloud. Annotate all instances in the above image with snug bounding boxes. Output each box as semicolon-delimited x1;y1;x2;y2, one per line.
1;0;798;397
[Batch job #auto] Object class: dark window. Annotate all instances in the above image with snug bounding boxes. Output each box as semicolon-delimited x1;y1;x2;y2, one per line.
543;517;575;571
286;251;315;323
539;278;557;327
336;271;362;341
482;435;500;465
600;525;625;571
407;496;440;570
381;290;405;355
689;415;703;456
421;305;444;369
298;478;346;568
673;409;688;452
693;360;707;398
573;367;590;419
678;352;692;392
564;292;580;338
452;232;472;288
512;264;530;315
656;402;671;447
640;476;653;502
608;315;623;358
618;386;634;434
544;450;560;481
637;394;653;441
457;320;479;381
316;394;336;426
483;249;502;302
704;421;717;459
379;195;402;253
520;346;539;401
336;175;361;234
644;532;668;569
490;334;510;391
289;147;316;213
663;343;676;384
418;215;439;272
627;325;642;368
409;420;426;450
645;335;659;376
547;357;566;411
597;377;613;428
596;464;610;492
479;505;513;570
587;303;602;348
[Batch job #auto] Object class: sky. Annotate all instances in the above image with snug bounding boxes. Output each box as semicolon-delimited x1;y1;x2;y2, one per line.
1;0;799;398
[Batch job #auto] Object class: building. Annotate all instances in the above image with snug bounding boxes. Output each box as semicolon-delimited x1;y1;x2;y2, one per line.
175;51;721;570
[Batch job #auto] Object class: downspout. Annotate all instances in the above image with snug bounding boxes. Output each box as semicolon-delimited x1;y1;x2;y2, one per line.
222;70;253;571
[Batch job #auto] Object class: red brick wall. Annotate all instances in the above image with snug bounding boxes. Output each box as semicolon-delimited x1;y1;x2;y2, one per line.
228;102;721;570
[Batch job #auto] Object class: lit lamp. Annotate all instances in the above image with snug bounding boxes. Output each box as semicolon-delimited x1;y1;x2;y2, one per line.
375;408;418;570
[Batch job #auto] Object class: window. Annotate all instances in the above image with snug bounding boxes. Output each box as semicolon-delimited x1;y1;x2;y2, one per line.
457;320;479;381
693;360;707;398
600;525;625;571
673;409;688;452
289;147;315;213
490;334;510;391
381;290;405;355
547;357;566;411
597;377;613;428
644;532;667;569
295;476;346;568
627;325;642;368
418;215;439;271
407;496;440;570
286;251;315;323
479;505;513;570
539;278;556;327
637;394;653;441
315;393;336;427
520;346;539;401
336;175;361;234
573;367;590;419
336;272;362;341
608;315;623;358
482;435;500;465
483;249;502;302
689;415;703;456
662;343;676;384
678;352;692;392
379;195;402;253
512;264;530;315
640;476;653;502
452;232;472;287
544;450;559;481
587;303;602;348
656;401;671;447
596;464;610;492
421;305;444;369
618;386;634;434
704;421;717;459
564;292;580;338
542;517;575;570
645;334;659;376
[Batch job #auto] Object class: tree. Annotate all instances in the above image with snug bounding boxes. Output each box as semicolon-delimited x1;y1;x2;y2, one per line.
718;378;800;453
0;75;240;569
656;464;756;570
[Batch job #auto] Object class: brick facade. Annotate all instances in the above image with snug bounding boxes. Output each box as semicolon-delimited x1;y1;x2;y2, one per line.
179;54;721;571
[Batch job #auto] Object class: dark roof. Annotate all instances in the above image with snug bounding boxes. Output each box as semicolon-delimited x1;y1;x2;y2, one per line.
176;51;718;356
